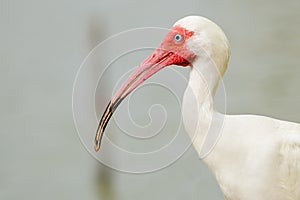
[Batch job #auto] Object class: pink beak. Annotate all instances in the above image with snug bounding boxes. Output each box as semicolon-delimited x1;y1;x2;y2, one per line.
94;47;180;151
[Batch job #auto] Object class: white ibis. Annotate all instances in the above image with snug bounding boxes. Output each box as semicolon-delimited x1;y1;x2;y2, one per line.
94;16;300;200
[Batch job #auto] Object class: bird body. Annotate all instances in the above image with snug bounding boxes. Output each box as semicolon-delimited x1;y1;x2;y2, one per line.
206;115;300;200
95;16;300;199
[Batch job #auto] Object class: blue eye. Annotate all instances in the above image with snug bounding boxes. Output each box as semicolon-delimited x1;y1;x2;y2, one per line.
173;34;183;42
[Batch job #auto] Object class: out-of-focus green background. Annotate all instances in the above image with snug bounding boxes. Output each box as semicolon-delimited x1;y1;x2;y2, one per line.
1;0;299;199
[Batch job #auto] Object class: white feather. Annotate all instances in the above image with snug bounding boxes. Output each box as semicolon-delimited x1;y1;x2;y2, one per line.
177;16;300;200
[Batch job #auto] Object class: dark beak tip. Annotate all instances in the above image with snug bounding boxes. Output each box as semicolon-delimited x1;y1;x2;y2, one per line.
94;135;101;152
94;143;100;152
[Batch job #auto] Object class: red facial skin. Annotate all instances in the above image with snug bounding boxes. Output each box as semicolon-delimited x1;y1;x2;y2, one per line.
94;26;195;152
158;26;195;66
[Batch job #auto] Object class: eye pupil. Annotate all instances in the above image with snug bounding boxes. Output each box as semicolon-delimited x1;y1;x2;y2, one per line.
174;34;183;42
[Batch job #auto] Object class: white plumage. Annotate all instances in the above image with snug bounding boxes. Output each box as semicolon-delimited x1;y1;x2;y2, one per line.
179;16;300;200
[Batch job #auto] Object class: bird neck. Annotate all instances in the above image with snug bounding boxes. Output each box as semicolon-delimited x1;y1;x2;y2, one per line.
182;57;224;157
190;56;223;96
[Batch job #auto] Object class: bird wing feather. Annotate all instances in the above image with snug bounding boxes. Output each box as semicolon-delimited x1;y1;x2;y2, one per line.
278;121;300;200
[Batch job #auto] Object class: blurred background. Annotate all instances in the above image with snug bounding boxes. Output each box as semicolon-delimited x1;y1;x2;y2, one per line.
1;0;299;199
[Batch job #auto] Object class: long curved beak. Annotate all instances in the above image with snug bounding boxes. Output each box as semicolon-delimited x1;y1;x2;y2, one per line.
94;48;174;151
